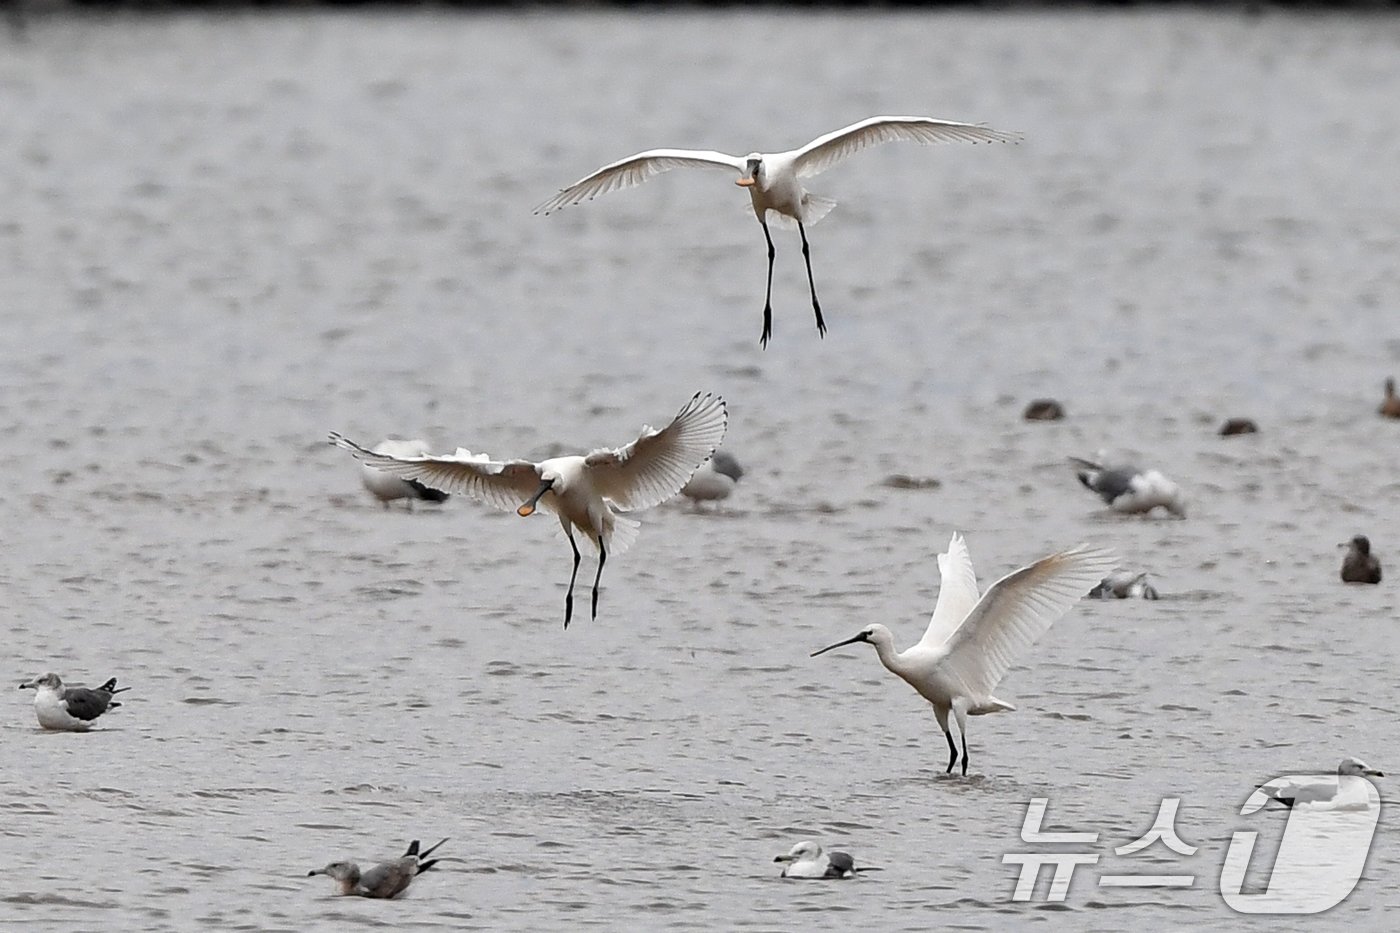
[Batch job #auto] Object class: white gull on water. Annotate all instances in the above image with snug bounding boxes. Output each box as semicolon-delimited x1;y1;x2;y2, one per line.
812;533;1114;775
307;838;447;899
330;392;726;627
18;672;129;732
774;840;877;880
1258;758;1384;810
535;116;1020;346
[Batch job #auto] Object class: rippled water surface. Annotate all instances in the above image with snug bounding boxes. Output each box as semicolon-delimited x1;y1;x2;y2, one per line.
2;8;1399;930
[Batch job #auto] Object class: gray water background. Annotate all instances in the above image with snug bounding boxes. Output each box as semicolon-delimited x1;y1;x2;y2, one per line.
1;7;1398;930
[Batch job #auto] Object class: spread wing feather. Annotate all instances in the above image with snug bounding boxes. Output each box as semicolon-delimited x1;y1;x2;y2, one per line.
329;432;540;513
938;544;1116;699
917;532;981;650
535;149;747;215
794;116;1021;179
585;393;727;511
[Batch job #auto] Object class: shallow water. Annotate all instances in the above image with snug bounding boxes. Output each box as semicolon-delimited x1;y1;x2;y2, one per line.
2;7;1398;930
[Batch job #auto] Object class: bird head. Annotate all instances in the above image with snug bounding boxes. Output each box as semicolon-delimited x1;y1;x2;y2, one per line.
736;155;762;188
810;624;888;657
19;672;61;691
774;840;822;864
1347;535;1372;555
517;475;556;517
1339;757;1384;778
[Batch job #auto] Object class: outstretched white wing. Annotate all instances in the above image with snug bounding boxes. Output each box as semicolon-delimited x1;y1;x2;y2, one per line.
917;532;981;651
329;432;541;513
584;393;727;511
793;116;1022;179
535;149;748;215
936;544;1116;699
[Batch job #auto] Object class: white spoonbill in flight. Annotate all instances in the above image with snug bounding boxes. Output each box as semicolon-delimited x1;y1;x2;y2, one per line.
811;533;1114;776
535;116;1021;347
329;393;726;628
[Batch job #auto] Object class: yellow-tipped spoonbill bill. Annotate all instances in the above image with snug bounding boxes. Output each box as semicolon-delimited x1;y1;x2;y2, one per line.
535;116;1020;347
329;393;726;627
812;534;1114;775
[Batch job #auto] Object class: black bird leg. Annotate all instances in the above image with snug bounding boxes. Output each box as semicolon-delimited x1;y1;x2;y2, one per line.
759;219;776;348
943;728;958;774
797;221;825;338
591;539;607;620
563;530;582;629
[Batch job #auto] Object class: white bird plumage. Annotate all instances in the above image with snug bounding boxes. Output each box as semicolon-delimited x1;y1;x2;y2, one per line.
1258;758;1384;810
358;438;451;509
329;393;726;627
536;116;1021;346
812;533;1115;775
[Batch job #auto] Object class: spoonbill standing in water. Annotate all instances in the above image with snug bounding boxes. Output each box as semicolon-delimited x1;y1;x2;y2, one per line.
536;116;1021;347
329;393;726;628
811;534;1114;776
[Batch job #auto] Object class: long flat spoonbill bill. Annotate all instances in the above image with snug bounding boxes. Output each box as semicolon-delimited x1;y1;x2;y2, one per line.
811;534;1114;776
329;392;726;628
535;116;1021;347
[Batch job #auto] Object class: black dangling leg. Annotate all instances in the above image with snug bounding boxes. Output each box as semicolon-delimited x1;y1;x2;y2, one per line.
563;530;582;629
759;219;776;348
960;733;970;776
943;729;958;774
797;221;825;338
590;539;607;620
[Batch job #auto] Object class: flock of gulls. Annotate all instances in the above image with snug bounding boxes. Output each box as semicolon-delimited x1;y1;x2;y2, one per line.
21;114;1395;893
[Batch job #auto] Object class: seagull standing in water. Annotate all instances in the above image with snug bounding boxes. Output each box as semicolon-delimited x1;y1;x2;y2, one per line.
19;672;129;731
308;838;447;899
774;840;877;879
330;393;726;627
536;116;1020;347
812;534;1114;776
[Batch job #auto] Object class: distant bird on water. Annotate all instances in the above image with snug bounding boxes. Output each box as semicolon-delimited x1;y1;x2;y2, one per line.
358;438;451;509
1070;456;1186;518
308;838;447;899
1380;378;1400;419
1088;571;1159;600
1218;418;1258;436
330;393;726;627
680;450;744;507
1023;399;1065;421
1340;535;1382;584
536;116;1021;347
774;840;877;879
19;672;129;731
811;533;1114;776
